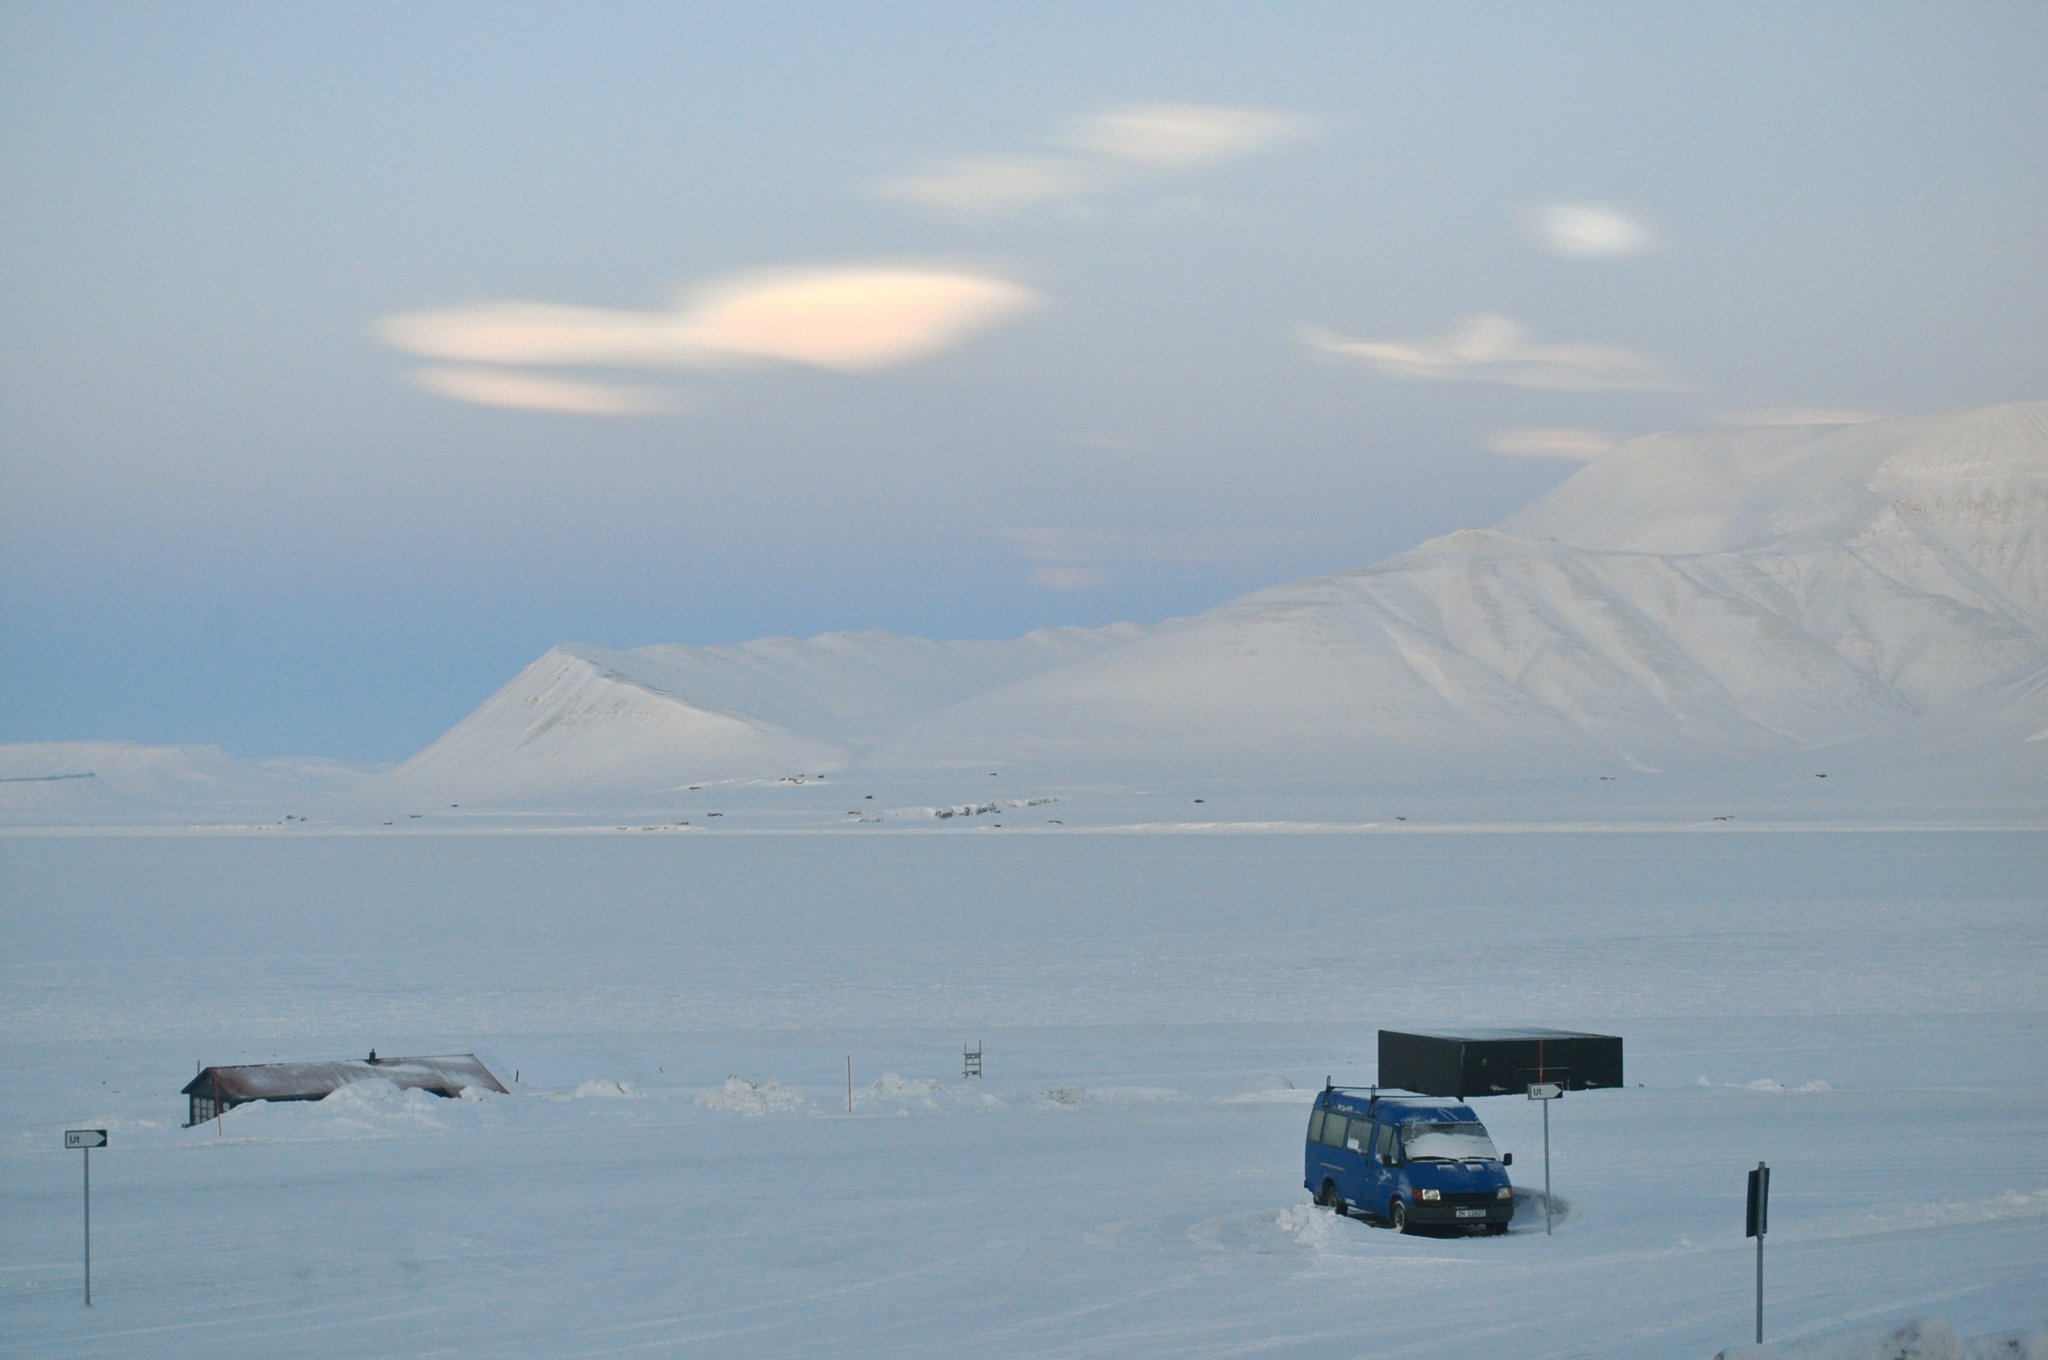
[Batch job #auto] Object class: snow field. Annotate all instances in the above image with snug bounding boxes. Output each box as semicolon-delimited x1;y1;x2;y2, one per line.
1;829;2043;1358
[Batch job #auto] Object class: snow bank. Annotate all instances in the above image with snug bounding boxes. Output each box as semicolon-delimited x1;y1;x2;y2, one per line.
1032;1085;1188;1108
1218;1076;1313;1104
1696;1076;1837;1094
853;1073;1002;1111
535;1077;642;1101
199;1078;458;1141
1712;1317;2048;1360
1854;1189;2048;1234
697;1075;810;1116
1271;1202;1361;1251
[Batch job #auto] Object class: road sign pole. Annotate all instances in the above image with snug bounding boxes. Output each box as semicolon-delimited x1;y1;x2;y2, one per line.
65;1129;107;1305
1528;1081;1561;1236
1753;1204;1769;1343
83;1144;91;1307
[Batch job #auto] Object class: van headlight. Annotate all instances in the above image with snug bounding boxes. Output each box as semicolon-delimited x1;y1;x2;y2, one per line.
1417;1188;1441;1202
1496;1186;1514;1200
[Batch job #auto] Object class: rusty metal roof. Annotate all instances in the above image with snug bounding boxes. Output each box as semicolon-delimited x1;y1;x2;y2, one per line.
182;1054;508;1102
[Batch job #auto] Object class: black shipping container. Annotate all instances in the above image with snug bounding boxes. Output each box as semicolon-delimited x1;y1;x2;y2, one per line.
1378;1028;1624;1098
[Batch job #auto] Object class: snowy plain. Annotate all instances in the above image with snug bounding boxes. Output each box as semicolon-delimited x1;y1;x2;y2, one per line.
3;826;2044;1359
4;403;2043;1357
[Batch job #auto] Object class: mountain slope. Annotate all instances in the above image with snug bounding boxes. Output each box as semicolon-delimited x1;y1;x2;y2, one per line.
352;402;2047;808
358;625;1147;808
880;404;2047;776
0;742;368;824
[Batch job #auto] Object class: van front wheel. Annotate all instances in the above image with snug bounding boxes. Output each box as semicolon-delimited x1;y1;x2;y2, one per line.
1389;1199;1409;1233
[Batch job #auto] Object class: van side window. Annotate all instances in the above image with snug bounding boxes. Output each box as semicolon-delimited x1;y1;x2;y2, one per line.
1307;1108;1325;1143
1344;1122;1368;1153
1375;1122;1395;1161
1320;1114;1349;1149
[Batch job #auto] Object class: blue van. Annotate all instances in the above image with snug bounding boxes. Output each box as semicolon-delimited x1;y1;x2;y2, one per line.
1304;1088;1514;1234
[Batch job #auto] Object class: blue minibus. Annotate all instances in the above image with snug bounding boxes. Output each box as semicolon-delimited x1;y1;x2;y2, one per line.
1304;1087;1514;1233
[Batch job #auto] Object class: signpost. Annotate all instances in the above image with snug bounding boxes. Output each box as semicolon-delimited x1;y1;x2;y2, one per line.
1528;1082;1562;1235
65;1129;107;1305
1746;1162;1770;1343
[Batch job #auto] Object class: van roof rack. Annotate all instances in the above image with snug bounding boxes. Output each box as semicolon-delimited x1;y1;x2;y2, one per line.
1323;1079;1380;1104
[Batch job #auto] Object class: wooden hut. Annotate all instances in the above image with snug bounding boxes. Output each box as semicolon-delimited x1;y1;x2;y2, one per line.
182;1053;507;1126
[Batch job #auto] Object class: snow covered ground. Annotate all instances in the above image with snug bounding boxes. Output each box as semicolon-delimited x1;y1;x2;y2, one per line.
2;828;2042;1357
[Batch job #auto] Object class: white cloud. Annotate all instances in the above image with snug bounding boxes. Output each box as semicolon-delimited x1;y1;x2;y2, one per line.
1485;426;1620;461
409;367;683;415
382;301;718;370
1063;104;1305;168
877;156;1106;218
1525;201;1657;259
380;267;1041;377
1029;565;1108;591
1307;313;1682;393
873;102;1309;219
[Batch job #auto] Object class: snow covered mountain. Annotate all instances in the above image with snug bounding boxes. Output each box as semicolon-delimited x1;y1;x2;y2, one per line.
359;625;1148;808
0;741;369;824
22;401;2028;824
892;404;2046;778
349;402;2043;808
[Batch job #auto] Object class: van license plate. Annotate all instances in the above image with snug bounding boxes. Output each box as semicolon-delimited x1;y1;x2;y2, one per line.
1455;1208;1485;1219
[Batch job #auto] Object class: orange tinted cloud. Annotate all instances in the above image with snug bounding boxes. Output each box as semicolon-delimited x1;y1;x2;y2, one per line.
379;267;1042;387
1485;427;1621;461
408;367;682;415
1308;314;1681;393
874;103;1309;218
681;269;1039;370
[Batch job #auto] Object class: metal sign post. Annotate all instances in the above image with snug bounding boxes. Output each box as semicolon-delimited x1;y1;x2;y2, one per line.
1528;1083;1561;1235
65;1129;107;1305
1746;1161;1770;1343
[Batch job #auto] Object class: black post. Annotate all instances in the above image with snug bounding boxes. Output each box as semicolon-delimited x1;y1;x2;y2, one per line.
1745;1161;1770;1343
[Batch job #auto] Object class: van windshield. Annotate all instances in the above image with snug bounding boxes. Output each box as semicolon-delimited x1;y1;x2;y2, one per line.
1402;1122;1500;1162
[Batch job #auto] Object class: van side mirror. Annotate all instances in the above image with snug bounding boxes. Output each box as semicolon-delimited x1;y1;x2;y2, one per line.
1503;1152;1513;1167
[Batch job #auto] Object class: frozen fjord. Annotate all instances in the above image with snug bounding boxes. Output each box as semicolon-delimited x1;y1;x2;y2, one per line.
1;829;2043;1359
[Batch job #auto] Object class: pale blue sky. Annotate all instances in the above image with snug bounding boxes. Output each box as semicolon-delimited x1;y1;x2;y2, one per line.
4;2;2043;760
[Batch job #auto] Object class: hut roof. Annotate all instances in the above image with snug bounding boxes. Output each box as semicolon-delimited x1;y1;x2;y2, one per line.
182;1054;507;1102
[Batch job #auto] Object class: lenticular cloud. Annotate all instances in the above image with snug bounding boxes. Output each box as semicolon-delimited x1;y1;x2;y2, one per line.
378;265;1042;411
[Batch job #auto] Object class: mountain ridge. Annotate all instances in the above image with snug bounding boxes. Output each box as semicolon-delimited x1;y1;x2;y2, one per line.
341;402;2048;805
7;403;2042;822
